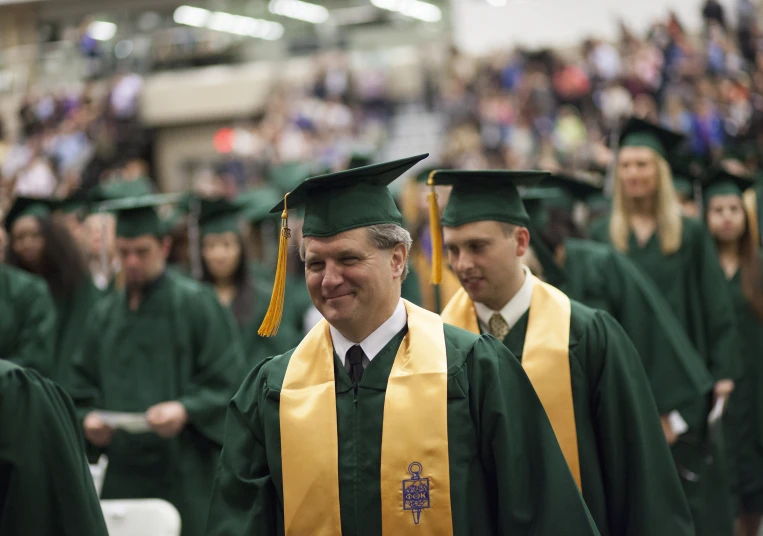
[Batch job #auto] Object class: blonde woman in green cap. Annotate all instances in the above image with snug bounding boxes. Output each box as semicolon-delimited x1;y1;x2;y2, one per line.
590;117;741;536
702;167;763;536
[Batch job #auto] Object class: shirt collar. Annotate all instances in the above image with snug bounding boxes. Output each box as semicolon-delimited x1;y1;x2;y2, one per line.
474;266;534;333
330;299;407;366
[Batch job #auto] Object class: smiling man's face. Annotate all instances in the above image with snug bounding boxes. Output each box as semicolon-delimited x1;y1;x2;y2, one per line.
303;227;404;339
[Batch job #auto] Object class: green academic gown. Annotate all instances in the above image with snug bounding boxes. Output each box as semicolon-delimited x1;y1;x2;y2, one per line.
590;216;739;535
496;300;694;536
0;263;56;377
54;278;104;385
206;325;599;536
723;253;763;513
68;270;248;536
0;360;109;535
549;238;714;415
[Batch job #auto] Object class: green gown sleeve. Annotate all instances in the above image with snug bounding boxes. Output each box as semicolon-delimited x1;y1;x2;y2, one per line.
468;336;599;535
205;361;276;536
177;289;249;445
693;225;742;382
582;310;694;536
65;302;108;462
604;248;714;414
9;273;57;377
0;362;109;536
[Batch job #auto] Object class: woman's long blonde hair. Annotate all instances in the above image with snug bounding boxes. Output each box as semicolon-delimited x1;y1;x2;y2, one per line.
610;150;683;255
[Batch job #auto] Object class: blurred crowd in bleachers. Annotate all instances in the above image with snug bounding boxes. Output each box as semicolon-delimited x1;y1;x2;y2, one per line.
4;1;763;215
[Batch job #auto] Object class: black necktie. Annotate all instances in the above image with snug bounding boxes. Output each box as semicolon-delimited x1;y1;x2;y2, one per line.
346;345;365;387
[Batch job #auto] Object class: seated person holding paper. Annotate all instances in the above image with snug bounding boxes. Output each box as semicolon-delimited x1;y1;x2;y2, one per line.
205;155;598;535
68;195;247;536
434;170;694;536
0;359;108;535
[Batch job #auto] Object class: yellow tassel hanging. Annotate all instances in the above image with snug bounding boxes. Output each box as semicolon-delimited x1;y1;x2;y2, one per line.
428;171;443;285
258;195;291;337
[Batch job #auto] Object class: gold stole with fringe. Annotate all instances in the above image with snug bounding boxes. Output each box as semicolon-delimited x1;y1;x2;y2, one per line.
279;300;454;535
441;277;581;489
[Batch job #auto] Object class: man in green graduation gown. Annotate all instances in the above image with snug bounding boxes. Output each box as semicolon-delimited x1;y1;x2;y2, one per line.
436;170;695;536
206;155;598;536
68;194;248;536
0;359;109;535
522;176;714;447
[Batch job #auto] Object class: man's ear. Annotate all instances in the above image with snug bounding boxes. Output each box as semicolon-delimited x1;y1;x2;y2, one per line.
390;243;408;279
515;227;531;257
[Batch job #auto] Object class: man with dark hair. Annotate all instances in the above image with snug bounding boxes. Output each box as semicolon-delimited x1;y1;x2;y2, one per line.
69;194;247;536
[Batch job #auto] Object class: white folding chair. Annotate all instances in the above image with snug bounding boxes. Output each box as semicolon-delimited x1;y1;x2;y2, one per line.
88;455;109;497
100;499;181;536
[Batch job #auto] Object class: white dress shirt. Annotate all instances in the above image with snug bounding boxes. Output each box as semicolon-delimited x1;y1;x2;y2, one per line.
330;299;408;367
474;266;534;334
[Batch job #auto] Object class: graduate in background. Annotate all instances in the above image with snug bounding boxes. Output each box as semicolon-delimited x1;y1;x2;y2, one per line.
68;194;247;536
0;260;56;376
702;167;763;536
523;176;713;445
0;359;109;535
198;196;300;366
5;196;103;384
436;169;694;536
590;117;740;536
206;156;598;536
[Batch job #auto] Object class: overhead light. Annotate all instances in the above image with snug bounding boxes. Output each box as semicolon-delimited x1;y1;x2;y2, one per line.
371;0;442;23
269;0;330;24
173;5;210;27
87;21;117;41
485;0;507;5
173;5;284;40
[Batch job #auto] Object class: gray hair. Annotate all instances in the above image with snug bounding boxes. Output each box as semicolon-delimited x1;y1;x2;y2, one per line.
299;224;413;281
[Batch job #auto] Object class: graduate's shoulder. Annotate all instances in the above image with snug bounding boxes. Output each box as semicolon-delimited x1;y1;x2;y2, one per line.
165;269;223;306
0;263;50;301
567;299;621;347
231;347;297;408
0;359;72;413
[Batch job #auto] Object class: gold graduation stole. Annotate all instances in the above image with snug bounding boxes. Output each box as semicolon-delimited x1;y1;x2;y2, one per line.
279;300;454;535
441;278;581;489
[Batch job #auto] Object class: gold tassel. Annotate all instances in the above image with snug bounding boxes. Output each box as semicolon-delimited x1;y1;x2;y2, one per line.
428;171;442;285
744;188;760;248
259;195;291;337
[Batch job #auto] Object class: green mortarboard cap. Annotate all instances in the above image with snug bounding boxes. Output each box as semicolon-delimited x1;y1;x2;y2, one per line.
521;187;567;229
268;162;313;194
673;175;695;199
56;192;88;216
724;140;758;163
540;173;603;212
89;178;155;204
619;117;685;159
238;187;283;224
433;170;550;228
270;154;429;237
415;166;442;183
98;193;182;238
701;166;755;201
348;153;374;169
198;198;241;237
4;196;54;231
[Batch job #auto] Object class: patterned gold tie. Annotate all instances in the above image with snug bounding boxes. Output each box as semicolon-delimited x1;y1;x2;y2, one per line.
488;313;510;340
